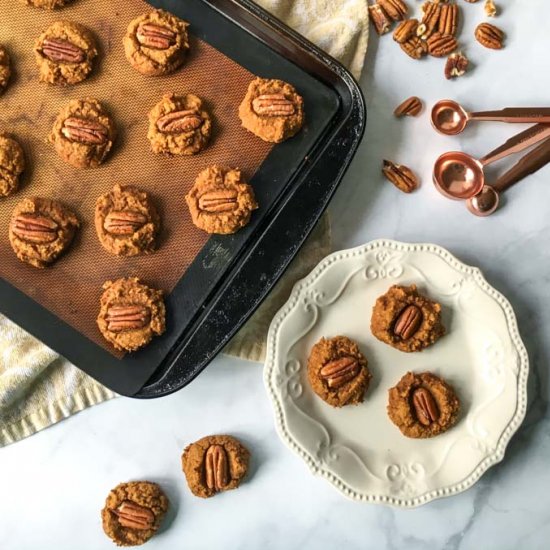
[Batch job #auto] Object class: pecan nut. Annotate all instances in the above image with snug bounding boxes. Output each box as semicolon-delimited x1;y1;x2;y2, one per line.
475;22;504;49
136;23;177;50
319;357;361;389
438;3;459;37
484;0;497;17
400;36;427;60
393;19;419;44
156;110;203;133
412;388;439;426
42;38;85;63
205;444;229;492
114;500;155;530
445;51;469;79
11;214;58;244
369;4;392;35
379;0;408;21
393;305;423;339
420;1;442;39
252;94;296;117
62;117;109;145
104;211;148;235
427;32;458;57
382;160;419;193
198;189;239;213
106;305;151;332
394;96;423;117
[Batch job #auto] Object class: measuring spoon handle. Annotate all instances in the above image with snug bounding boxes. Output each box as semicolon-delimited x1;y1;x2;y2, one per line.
471;108;550;123
493;136;550;192
480;124;550;166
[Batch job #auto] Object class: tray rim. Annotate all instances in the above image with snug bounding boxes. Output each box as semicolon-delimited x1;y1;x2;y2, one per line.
263;239;529;507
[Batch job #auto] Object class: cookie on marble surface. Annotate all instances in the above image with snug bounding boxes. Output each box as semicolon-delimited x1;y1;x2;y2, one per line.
0;46;11;94
9;197;79;268
95;184;160;257
185;165;258;234
97;277;165;352
101;481;169;547
239;77;304;143
147;93;211;156
387;371;460;438
371;284;445;352
49;98;116;168
0;134;25;197
182;434;250;498
123;10;189;76
307;335;371;407
21;0;74;8
34;20;98;85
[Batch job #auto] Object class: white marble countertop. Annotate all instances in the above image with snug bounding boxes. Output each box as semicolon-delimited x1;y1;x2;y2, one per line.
2;1;550;548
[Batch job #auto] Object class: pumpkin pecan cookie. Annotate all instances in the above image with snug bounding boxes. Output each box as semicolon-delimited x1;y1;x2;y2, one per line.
371;284;445;352
95;184;160;257
0;134;25;197
97;277;166;352
49;98;116;168
123;10;189;76
101;481;169;547
239;77;304;143
307;336;371;407
185;165;258;234
388;371;460;438
9;197;79;268
34;20;98;85
182;435;250;499
0;46;11;94
21;0;73;8
147;93;211;156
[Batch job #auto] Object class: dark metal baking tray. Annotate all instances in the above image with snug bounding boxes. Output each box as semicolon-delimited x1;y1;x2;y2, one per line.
0;0;365;397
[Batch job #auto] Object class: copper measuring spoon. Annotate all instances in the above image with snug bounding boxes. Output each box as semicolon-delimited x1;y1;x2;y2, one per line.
433;123;550;200
467;136;550;216
431;100;550;136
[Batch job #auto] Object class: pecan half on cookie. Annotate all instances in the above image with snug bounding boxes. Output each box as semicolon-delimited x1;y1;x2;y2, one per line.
34;21;97;85
123;10;189;76
307;335;371;407
101;481;169;546
9;197;79;268
371;284;445;352
148;93;211;156
186;165;258;234
49;98;116;168
239;77;304;143
182;435;250;498
387;371;460;438
97;277;165;352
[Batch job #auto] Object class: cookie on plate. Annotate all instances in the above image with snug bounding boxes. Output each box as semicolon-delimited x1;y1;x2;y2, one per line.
239;77;304;143
9;197;79;268
97;277;166;352
21;0;74;8
371;284;445;352
387;371;460;438
147;93;211;156
182;435;250;498
95;184;160;257
34;20;98;85
101;481;169;547
185;165;258;234
49;98;116;168
0;46;11;94
307;335;371;407
0;134;25;197
123;10;189;76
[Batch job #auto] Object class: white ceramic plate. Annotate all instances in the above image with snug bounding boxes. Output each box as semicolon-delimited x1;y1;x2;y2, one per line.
264;240;528;507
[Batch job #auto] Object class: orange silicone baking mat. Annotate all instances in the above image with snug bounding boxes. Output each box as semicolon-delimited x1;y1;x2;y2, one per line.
0;0;273;353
